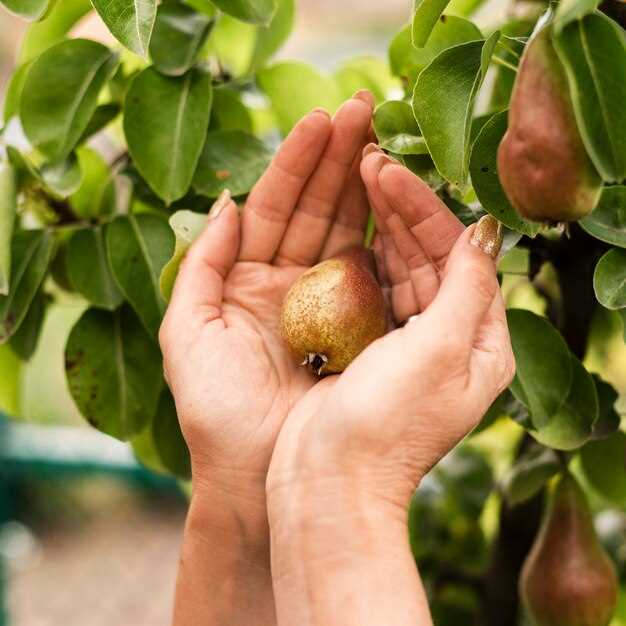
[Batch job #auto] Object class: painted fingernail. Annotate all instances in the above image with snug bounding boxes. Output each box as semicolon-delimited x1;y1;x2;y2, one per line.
363;143;382;157
352;89;375;110
470;215;503;260
209;188;231;220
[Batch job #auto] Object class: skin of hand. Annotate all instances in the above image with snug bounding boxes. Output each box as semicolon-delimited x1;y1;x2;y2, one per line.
265;152;516;626
160;91;377;625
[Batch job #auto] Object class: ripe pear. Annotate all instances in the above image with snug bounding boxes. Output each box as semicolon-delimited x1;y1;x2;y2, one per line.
520;474;618;626
280;247;386;375
497;21;603;223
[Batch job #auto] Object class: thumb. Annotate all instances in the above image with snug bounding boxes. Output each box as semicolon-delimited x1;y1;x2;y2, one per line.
168;189;240;321
421;215;503;350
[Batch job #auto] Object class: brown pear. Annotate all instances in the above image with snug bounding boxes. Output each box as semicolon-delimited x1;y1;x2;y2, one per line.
520;474;618;626
280;247;386;375
497;21;603;223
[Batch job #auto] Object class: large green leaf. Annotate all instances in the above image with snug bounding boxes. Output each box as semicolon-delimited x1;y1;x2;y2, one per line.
554;0;599;31
0;230;54;343
591;375;620;440
159;210;206;302
210;87;253;133
152;388;191;479
594;248;626;310
2;62;32;123
0;161;16;296
9;288;46;360
250;0;294;70
193;130;272;198
149;2;214;76
211;0;276;25
389;17;482;89
20;39;119;162
65;305;162;440
502;445;560;507
257;61;341;135
580;186;626;248
107;214;175;337
469;111;542;237
507;309;573;429
581;431;626;505
69;147;116;219
91;0;157;58
413;32;499;186
124;67;212;204
66;226;123;311
19;0;92;63
529;355;598;450
412;0;453;47
373;100;427;155
78;103;121;143
554;13;626;182
0;0;51;20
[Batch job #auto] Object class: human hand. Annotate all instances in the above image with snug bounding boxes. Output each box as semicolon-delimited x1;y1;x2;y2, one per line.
159;92;375;527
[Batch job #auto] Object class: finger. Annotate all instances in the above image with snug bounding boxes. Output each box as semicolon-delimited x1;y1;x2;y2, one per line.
418;220;501;354
166;191;240;326
239;109;332;262
320;151;370;259
274;91;374;267
378;163;465;268
361;152;418;322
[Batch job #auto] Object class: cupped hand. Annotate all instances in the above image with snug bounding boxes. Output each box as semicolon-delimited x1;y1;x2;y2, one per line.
267;152;516;515
159;92;375;519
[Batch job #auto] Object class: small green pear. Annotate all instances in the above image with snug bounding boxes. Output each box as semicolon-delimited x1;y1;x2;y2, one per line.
520;474;618;626
497;21;603;224
280;247;386;375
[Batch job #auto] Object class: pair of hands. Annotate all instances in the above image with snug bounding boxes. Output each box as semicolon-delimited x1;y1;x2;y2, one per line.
159;90;515;623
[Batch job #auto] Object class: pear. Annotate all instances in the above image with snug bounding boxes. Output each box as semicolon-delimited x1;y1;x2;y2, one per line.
520;474;618;626
280;247;386;375
497;21;603;223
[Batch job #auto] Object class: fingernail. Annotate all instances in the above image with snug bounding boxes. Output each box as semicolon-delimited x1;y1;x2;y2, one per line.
311;107;330;118
352;89;375;110
209;188;231;220
470;215;503;260
363;143;382;157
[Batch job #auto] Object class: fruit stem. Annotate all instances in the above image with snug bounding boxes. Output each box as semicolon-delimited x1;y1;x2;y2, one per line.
492;56;519;74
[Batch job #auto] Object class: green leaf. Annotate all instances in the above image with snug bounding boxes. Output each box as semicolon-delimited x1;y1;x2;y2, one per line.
159;210;207;302
591;375;620;440
413;32;499;186
334;57;398;104
184;0;215;15
66;226;123;311
39;153;82;198
211;0;277;25
152;388;191;479
107;214;175;337
65;305;162;440
502;445;560;507
554;0;599;33
78;103;121;143
91;0;157;58
412;0;453;47
124;67;212;204
580;186;626;248
2;61;32;123
193;130;272;198
257;61;341;135
0;161;16;296
554;13;626;182
9;288;46;360
389;17;482;89
581;431;626;505
149;2;214;76
210;87;253;133
621;309;626;342
373;100;427;155
529;355;598;450
507;309;573;429
0;0;51;20
594;248;626;310
469;111;542;237
207;14;257;77
249;0;294;72
0;230;54;343
20;39;119;162
69;147;116;219
19;0;92;63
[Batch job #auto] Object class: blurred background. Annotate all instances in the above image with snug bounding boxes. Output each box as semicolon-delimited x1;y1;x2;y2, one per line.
1;1;625;625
